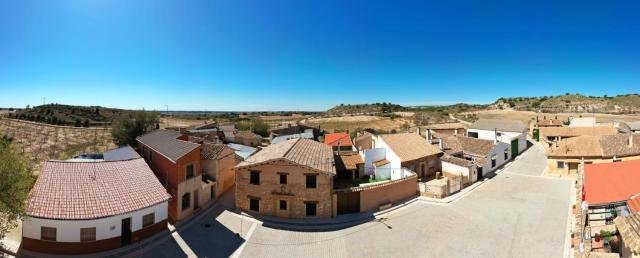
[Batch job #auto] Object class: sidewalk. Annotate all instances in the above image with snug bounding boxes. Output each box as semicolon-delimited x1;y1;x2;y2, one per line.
243;197;420;232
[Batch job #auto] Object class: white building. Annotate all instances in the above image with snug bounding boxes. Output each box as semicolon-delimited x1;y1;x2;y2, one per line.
467;119;527;156
22;152;171;255
359;133;442;180
440;135;512;182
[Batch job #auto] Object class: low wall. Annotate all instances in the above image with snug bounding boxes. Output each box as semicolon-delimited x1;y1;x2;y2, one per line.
343;175;417;212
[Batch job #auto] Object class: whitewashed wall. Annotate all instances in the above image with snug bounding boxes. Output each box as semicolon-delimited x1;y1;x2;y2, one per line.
363;148;385;176
375;137;403;169
478;141;512;174
23;202;168;242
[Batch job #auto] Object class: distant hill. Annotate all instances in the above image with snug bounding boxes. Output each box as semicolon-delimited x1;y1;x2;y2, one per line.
324;103;407;116
491;93;640;114
7;104;126;127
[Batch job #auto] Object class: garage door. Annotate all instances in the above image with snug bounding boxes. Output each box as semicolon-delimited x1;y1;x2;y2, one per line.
337;191;360;215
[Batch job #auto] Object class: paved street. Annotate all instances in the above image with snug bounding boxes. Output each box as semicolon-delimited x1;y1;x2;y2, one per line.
141;143;573;258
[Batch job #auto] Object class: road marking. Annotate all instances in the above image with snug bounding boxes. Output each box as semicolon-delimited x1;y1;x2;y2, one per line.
169;228;197;258
230;221;258;258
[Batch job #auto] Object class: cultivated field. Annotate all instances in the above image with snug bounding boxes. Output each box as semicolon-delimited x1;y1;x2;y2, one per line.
461;110;640;126
302;115;412;132
0;118;115;173
160;117;212;129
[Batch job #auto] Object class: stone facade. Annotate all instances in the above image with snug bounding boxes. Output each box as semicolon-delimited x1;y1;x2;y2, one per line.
235;160;334;218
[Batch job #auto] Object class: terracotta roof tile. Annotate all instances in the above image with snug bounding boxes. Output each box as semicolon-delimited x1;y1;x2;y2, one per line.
27;158;170;220
201;143;228;160
599;134;640;158
237;138;335;174
442;136;496;157
324;133;353;147
379;133;442;162
549;135;603;158
335;152;363;171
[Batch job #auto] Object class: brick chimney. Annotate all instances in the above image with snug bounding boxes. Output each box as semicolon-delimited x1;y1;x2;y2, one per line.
494;128;498;144
629;133;634;148
416;127;420;135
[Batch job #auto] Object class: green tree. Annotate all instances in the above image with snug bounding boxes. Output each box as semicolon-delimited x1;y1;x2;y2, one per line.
74;118;82;127
83;119;90;128
111;111;160;146
0;137;36;240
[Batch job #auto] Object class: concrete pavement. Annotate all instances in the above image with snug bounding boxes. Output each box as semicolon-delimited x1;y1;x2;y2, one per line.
142;143;572;258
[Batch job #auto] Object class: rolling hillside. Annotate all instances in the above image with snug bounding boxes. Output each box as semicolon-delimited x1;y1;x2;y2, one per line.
491;94;640;114
7;104;126;127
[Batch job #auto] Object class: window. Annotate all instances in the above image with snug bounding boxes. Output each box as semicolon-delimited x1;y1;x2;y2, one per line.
614;159;622;163
186;164;195;179
504;150;509;160
250;171;260;185
41;227;56;241
491;157;496;168
279;200;287;210
557;161;565;169
142;213;155;228
305;202;317;217
80;227;96;242
279;174;287;185
249;198;260;212
182;192;191;210
306;175;317;188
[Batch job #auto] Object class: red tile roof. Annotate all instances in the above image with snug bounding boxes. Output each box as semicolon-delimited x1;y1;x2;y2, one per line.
584;160;640;206
324;133;353;147
628;194;640;214
27;158;171;220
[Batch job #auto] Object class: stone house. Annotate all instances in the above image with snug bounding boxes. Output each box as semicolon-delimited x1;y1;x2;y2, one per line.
235;138;335;218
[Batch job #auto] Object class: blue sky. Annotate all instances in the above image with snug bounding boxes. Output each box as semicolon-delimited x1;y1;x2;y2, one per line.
1;1;639;111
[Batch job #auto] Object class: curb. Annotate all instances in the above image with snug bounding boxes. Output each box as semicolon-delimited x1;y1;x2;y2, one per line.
243;197;420;231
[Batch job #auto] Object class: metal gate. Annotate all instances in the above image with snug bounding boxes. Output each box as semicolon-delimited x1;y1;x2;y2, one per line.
511;139;519;158
337;191;360;215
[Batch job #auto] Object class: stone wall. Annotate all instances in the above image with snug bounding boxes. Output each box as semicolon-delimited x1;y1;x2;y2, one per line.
236;160;334;218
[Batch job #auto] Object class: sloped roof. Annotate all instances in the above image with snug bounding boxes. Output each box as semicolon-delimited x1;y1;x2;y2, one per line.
335;152;363;171
600;134;640;158
201;143;228;160
354;133;373;151
27;158;171;220
228;143;258;160
103;146;141;161
236;138;335;174
324;133;353;147
628;194;640;214
614;213;640;255
469;119;525;132
272;131;314;144
379;133;442;162
136;129;200;163
540;126;618;138
442;136;496;157
549;135;603;158
584;160;640;205
441;154;474;168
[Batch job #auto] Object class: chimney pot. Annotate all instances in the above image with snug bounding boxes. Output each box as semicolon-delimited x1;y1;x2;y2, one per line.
629;134;634;148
